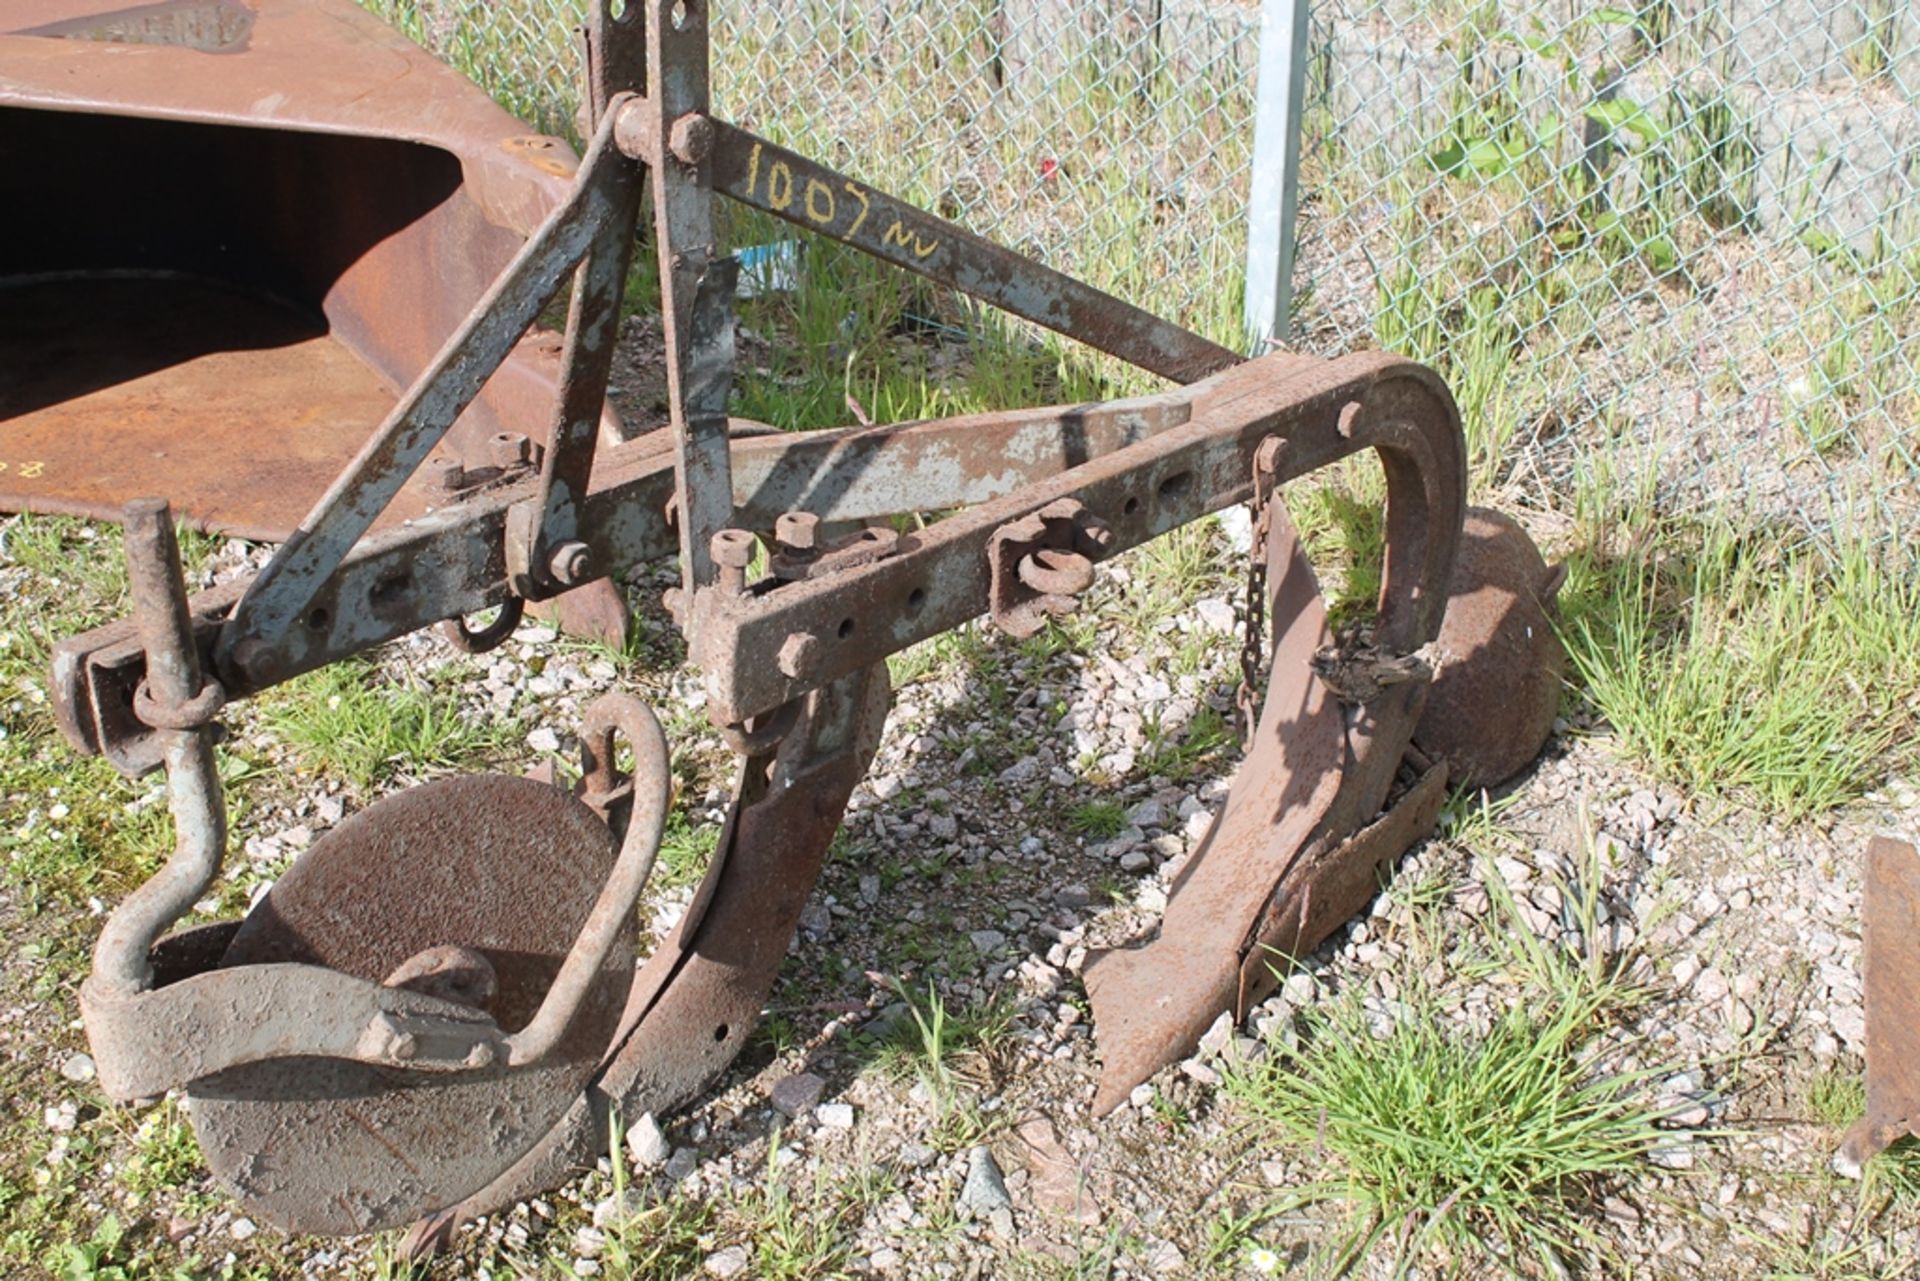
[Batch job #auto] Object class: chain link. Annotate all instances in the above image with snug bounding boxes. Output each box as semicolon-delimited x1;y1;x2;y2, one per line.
1235;438;1282;750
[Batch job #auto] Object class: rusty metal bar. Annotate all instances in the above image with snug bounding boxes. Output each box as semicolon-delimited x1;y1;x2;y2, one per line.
505;696;670;1066
690;351;1450;726
216;108;636;689
89;499;226;995
642;0;736;611
53;391;1196;746
692;117;1242;386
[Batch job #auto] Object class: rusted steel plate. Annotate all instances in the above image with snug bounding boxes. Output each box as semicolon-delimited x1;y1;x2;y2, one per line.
0;0;619;537
1412;507;1566;789
0;276;432;541
190;775;632;1235
399;665;891;1252
1839;836;1920;1174
1084;500;1347;1112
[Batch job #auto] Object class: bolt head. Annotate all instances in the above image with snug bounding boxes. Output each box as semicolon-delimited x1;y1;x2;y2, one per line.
668;112;715;165
776;632;823;679
710;529;756;569
775;511;820;552
547;540;597;587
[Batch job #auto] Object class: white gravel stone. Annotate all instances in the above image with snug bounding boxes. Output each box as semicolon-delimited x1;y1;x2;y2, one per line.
815;1102;855;1129
59;1052;95;1084
704;1245;750;1278
625;1112;671;1169
526;726;561;753
958;1145;1012;1218
229;1218;257;1242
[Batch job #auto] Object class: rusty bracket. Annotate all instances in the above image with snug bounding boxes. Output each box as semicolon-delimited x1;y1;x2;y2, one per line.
1837;835;1920;1177
987;499;1114;638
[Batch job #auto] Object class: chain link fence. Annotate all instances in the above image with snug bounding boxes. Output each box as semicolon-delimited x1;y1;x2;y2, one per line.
364;0;1916;547
365;0;1262;353
1293;0;1919;546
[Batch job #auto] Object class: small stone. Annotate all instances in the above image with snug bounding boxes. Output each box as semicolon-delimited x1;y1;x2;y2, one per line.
798;901;832;938
770;1072;826;1118
1194;597;1237;631
1118;850;1153;874
1127;798;1168;829
897;1143;935;1169
663;1146;698;1181
1648;1140;1694;1170
59;1053;95;1084
1492;855;1532;888
1672;956;1701;989
1727;997;1756;1038
958;1145;1012;1218
592;1188;646;1228
815;1102;855;1129
869;1247;903;1272
229;1218;257;1242
1055;883;1091;910
1143;1238;1186;1273
704;1245;750;1278
574;1226;606;1259
1128;1083;1155;1110
999;756;1040;784
625;1112;671;1170
526;726;561;753
43;1102;76;1133
970;929;1007;954
1282;972;1316;1005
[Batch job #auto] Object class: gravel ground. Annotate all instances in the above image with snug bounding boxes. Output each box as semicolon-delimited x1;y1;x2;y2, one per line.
3;375;1917;1279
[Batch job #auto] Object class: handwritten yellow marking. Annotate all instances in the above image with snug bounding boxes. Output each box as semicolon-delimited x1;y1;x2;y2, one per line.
18;461;44;478
745;141;762;198
842;182;871;238
803;178;835;225
882;219;939;259
767;160;793;212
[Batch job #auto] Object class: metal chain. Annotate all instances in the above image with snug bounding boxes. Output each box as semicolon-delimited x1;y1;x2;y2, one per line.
1235;438;1282;750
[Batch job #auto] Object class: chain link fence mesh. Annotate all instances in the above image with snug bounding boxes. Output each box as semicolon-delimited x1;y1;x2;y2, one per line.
362;0;1915;549
362;0;1261;354
1293;0;1918;548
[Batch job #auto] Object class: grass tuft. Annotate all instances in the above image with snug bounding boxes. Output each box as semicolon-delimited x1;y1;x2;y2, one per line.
257;658;519;790
1225;876;1664;1275
1561;522;1920;818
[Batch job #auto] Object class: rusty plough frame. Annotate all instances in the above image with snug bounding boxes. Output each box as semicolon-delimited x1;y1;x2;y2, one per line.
28;0;1566;1248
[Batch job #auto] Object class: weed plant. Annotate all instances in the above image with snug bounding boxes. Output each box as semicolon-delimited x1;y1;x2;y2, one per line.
1224;862;1665;1276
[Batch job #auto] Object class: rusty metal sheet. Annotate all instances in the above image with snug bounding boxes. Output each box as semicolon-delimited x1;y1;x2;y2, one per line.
1084;499;1347;1113
398;664;891;1254
1412;507;1566;789
0;0;621;537
1838;836;1920;1175
190;774;632;1235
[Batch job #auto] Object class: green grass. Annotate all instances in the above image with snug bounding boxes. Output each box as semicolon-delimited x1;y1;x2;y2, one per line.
257;658;520;790
585;1115;714;1281
1560;521;1920;819
1066;799;1129;841
1224;875;1664;1276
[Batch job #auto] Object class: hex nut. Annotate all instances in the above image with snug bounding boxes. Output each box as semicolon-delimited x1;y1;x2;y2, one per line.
668;112;715;165
777;632;824;679
547;540;597;587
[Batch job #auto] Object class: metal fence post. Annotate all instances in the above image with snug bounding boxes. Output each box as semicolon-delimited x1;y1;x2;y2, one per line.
1243;0;1309;351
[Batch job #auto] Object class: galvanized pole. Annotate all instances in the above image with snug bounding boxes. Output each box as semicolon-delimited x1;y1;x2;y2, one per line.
1243;0;1310;350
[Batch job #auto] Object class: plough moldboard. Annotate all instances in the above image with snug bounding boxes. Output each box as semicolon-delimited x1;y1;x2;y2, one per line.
6;0;1572;1252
